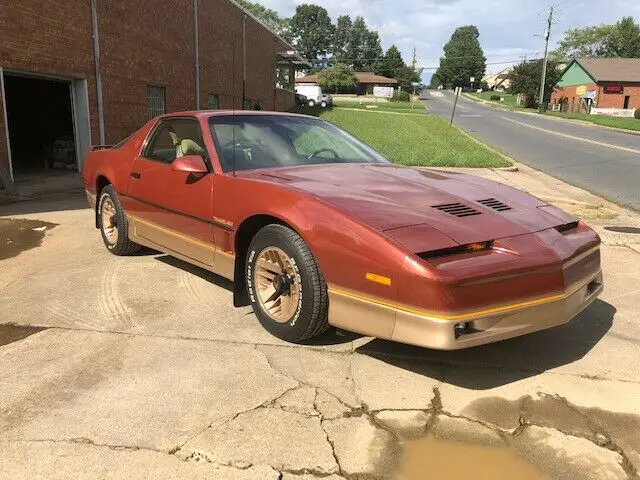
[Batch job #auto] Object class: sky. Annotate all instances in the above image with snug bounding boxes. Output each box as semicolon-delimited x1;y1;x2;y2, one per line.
258;0;640;82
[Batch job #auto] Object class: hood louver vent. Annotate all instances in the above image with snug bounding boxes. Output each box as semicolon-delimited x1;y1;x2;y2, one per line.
477;198;513;212
432;203;482;218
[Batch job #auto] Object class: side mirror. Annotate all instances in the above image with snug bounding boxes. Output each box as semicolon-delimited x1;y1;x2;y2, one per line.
171;155;208;175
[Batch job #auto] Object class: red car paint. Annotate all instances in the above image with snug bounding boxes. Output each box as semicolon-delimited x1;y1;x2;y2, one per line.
83;111;601;327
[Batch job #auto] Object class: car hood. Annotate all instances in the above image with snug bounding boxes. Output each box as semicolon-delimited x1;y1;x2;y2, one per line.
241;163;575;246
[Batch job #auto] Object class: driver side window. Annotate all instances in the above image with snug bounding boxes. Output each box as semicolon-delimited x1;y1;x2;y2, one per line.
144;119;207;164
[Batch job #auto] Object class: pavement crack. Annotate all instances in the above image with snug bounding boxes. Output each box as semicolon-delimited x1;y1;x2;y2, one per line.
0;437;149;453
318;412;343;477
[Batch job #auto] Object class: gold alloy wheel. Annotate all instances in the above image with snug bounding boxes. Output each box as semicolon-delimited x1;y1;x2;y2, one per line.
101;197;118;245
255;247;301;323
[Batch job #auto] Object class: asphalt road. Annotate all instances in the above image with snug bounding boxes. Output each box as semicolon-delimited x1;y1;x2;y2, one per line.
424;91;640;211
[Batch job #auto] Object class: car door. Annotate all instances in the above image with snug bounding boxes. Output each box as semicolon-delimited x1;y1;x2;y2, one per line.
125;117;215;267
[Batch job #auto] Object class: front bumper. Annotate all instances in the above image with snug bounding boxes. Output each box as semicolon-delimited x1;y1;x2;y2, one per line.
328;269;603;350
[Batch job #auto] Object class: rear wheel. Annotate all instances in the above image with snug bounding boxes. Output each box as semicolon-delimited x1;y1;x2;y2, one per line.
246;224;329;343
98;185;141;256
320;101;328;108
308;99;316;107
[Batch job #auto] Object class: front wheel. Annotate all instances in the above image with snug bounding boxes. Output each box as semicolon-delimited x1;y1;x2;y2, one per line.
320;101;328;108
246;224;329;343
308;99;316;107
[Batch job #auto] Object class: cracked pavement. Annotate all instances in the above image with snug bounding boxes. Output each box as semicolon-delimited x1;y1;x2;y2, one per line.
1;165;640;479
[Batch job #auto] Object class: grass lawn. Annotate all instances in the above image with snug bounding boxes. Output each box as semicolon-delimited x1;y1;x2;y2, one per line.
470;91;519;108
332;99;425;112
544;111;640;132
295;106;510;168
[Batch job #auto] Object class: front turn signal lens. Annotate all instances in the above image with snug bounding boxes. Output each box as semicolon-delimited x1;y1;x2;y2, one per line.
417;241;494;260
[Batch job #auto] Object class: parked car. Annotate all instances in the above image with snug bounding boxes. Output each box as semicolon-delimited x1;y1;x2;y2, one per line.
295;85;323;107
83;111;603;350
319;94;333;108
294;93;308;106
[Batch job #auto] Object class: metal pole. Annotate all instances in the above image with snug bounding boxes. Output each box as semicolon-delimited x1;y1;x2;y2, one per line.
90;0;105;144
194;0;200;110
449;87;460;127
242;15;247;109
538;6;553;113
0;67;16;190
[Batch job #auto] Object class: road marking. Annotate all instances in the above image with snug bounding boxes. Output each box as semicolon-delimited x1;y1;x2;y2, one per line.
503;116;640;155
460;114;482;118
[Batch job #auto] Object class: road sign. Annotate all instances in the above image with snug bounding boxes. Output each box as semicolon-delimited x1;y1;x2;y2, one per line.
470;77;475;83
373;86;394;98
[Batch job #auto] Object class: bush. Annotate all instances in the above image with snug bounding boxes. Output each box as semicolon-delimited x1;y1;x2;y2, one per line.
635;109;640;120
490;94;502;101
390;90;411;102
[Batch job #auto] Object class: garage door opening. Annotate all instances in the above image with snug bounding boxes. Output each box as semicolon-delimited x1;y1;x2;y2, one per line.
4;74;76;180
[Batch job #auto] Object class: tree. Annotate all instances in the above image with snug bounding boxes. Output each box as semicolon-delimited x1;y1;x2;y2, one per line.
430;70;443;89
290;4;335;64
378;45;405;78
317;63;358;93
602;17;640;57
236;0;292;42
332;15;352;64
509;59;562;108
553;17;640;59
437;26;486;88
394;65;421;91
552;25;612;58
345;16;367;69
362;30;383;72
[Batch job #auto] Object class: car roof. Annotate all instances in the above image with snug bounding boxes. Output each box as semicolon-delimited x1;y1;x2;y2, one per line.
159;110;315;121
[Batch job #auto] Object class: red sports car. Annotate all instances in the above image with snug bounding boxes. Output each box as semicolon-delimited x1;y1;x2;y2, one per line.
82;111;603;350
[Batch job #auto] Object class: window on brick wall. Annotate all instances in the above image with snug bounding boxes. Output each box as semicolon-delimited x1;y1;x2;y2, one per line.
147;85;166;118
207;94;219;110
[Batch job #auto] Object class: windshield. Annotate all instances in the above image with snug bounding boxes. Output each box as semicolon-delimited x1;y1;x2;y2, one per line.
209;114;389;172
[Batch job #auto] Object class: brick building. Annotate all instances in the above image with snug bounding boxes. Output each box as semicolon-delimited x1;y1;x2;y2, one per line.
550;58;640;114
0;0;307;189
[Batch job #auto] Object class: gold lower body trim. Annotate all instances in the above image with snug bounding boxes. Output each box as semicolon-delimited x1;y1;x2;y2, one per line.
328;270;603;350
126;214;235;281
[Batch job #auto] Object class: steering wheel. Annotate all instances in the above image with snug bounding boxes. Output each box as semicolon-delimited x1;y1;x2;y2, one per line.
308;148;339;160
222;140;254;150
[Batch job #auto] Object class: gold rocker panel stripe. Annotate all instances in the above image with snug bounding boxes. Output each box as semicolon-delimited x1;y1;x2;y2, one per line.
127;214;235;258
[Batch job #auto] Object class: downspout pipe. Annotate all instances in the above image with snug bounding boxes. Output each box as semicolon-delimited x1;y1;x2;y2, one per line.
194;0;200;109
90;0;105;144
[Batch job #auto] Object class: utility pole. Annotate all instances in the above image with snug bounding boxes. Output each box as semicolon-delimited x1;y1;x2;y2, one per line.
411;47;417;72
538;6;553;113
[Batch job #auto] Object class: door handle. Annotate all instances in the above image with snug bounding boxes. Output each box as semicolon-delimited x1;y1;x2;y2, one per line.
130;172;141;179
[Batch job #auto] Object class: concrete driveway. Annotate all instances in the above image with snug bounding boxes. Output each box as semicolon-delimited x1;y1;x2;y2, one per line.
1;165;640;479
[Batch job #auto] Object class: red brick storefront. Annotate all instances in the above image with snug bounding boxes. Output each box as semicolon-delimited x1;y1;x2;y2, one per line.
0;0;301;186
550;58;640;113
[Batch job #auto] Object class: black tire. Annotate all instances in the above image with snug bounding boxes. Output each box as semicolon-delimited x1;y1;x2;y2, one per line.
246;224;329;343
308;99;316;107
320;101;328;108
98;185;141;256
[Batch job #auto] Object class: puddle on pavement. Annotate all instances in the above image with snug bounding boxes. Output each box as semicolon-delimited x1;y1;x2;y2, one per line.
395;436;544;480
0;218;58;260
0;324;47;347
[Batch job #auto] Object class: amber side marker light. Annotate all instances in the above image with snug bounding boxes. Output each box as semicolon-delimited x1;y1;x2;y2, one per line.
418;241;494;260
365;273;392;286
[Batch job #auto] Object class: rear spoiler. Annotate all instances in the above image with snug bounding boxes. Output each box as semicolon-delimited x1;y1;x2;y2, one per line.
90;145;113;151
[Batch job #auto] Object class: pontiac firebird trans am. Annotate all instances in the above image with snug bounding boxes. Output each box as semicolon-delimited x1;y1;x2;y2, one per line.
82;111;603;350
